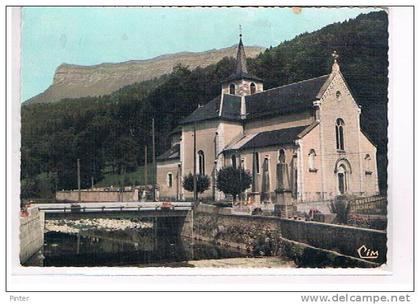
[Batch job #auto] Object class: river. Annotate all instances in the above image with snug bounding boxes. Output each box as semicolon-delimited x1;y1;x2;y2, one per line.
25;218;294;268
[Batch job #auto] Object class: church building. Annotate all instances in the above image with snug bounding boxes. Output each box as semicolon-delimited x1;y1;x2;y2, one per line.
156;34;379;209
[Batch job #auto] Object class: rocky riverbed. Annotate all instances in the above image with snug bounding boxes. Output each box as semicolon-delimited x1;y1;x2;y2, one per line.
44;218;153;234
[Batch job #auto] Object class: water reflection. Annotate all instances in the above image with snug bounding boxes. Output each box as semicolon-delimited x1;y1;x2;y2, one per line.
42;229;248;267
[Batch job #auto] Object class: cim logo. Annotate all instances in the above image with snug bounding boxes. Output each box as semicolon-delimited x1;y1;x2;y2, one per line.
357;245;379;259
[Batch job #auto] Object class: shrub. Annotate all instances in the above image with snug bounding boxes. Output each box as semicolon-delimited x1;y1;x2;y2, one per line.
216;166;252;201
182;173;210;198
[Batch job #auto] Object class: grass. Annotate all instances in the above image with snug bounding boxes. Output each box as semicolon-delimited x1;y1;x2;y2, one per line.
95;165;156;187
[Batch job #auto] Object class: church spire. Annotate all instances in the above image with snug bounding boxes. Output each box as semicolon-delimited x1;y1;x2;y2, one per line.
221;28;263;96
235;26;248;75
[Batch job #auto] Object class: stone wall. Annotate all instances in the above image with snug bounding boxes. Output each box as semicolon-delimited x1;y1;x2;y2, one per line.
182;204;282;252
20;207;44;264
280;219;387;264
184;204;386;266
56;189;139;202
349;196;387;214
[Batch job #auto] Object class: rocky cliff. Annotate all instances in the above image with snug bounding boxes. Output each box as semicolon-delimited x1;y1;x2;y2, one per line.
26;45;264;104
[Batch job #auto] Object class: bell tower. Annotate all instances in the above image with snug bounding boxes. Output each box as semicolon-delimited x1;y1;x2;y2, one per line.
222;29;263;96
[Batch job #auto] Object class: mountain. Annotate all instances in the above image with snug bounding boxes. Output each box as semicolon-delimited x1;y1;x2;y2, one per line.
25;45;265;104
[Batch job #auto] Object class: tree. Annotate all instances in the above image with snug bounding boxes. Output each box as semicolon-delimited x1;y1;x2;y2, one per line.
182;173;210;198
216;166;252;201
114;135;140;174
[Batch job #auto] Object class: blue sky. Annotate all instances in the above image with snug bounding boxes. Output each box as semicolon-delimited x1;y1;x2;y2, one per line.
21;7;381;101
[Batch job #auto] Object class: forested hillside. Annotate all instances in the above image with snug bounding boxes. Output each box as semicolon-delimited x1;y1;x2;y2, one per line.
21;11;388;198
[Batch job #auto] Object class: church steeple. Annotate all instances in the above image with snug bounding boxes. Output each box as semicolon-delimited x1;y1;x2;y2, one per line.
221;29;263;96
234;32;248;76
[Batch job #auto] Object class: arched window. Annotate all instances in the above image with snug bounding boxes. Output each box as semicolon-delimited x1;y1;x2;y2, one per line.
335;118;345;150
231;155;237;169
229;83;235;95
336;90;342;100
308;149;316;171
167;173;173;188
278;149;286;164
250;82;256;94
198;150;205;175
337;164;348;195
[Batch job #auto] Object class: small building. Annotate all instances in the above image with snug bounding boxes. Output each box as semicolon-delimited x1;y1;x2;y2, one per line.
156;34;379;207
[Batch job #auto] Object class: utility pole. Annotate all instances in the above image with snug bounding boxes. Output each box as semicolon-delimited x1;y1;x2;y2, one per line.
54;171;58;193
193;122;197;203
144;145;148;187
91;176;94;190
152;118;156;201
77;158;81;204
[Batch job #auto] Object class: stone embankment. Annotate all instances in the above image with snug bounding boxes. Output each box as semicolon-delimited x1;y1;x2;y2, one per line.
182;204;387;268
20;207;44;264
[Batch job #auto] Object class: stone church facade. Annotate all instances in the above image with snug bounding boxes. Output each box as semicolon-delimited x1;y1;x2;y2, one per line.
156;35;379;207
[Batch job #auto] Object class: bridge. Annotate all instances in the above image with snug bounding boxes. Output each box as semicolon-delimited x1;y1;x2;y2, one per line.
33;202;193;220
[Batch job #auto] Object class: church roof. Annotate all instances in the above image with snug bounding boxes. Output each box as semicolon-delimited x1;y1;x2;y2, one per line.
169;125;182;135
180;74;331;125
245;74;330;120
224;125;309;151
180;94;242;125
221;94;242;120
156;143;180;162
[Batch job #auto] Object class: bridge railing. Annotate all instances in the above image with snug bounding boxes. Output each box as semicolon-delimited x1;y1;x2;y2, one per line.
36;202;193;214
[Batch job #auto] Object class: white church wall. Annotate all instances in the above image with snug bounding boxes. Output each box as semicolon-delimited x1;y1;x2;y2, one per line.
182;120;218;199
360;132;380;196
299;124;324;201
318;72;367;199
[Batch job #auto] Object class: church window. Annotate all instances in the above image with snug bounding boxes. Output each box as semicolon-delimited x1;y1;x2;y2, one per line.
335;118;345;151
250;82;256;94
292;155;298;198
337;164;348;195
231;155;237;169
308;149;317;171
278;149;286;164
198;150;205;175
167;173;173;188
229;83;235;95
